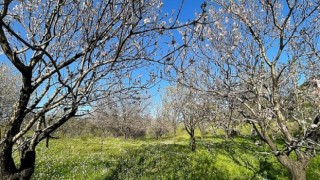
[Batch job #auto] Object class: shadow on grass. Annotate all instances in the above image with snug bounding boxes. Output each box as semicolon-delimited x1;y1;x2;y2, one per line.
203;137;288;180
102;136;320;180
104;143;231;180
104;137;289;180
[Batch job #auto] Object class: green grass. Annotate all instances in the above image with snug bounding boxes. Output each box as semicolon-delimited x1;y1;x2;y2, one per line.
32;136;320;180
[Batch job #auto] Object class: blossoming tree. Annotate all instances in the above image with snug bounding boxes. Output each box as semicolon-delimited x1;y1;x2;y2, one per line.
0;0;204;178
169;0;320;179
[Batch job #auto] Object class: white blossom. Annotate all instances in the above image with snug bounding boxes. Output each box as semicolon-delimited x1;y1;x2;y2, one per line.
311;124;318;128
144;18;151;24
157;1;164;8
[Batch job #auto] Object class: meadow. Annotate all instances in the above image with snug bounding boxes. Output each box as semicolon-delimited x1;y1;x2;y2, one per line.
29;130;320;180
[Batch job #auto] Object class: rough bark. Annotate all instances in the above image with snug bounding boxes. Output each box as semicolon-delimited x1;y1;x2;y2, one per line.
0;141;17;179
190;136;196;152
288;165;306;180
277;155;308;180
0;143;35;180
0;74;34;179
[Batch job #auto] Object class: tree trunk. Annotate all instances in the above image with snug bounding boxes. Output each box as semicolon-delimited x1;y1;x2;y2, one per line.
0;143;36;180
186;126;196;151
0;141;17;179
288;163;307;180
173;127;176;138
173;127;177;144
19;149;36;179
225;129;230;140
191;136;196;152
276;155;307;180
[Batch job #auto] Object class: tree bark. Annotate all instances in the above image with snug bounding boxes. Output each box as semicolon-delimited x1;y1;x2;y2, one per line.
0;142;36;180
191;136;196;152
124;132;129;139
288;165;306;180
173;126;177;138
0;141;17;179
277;155;307;180
225;129;230;140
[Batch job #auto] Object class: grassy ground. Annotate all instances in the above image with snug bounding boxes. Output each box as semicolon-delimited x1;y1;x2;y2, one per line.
30;132;320;180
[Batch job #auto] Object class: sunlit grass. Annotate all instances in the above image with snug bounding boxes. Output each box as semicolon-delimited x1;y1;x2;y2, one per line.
32;134;320;180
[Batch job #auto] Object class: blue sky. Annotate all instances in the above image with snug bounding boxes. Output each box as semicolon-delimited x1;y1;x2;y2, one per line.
163;0;205;21
0;0;206;115
147;0;206;113
1;0;313;116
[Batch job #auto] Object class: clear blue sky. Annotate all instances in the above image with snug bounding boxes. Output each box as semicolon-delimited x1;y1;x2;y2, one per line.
163;0;205;21
148;0;206;114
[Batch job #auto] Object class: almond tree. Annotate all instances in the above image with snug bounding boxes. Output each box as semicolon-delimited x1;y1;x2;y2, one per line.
149;108;170;140
0;64;20;138
161;86;183;138
170;0;320;179
165;85;211;151
0;0;205;178
94;91;150;139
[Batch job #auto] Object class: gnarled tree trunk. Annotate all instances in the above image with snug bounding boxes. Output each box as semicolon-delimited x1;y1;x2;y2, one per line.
0;142;36;180
277;155;308;180
288;165;306;180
